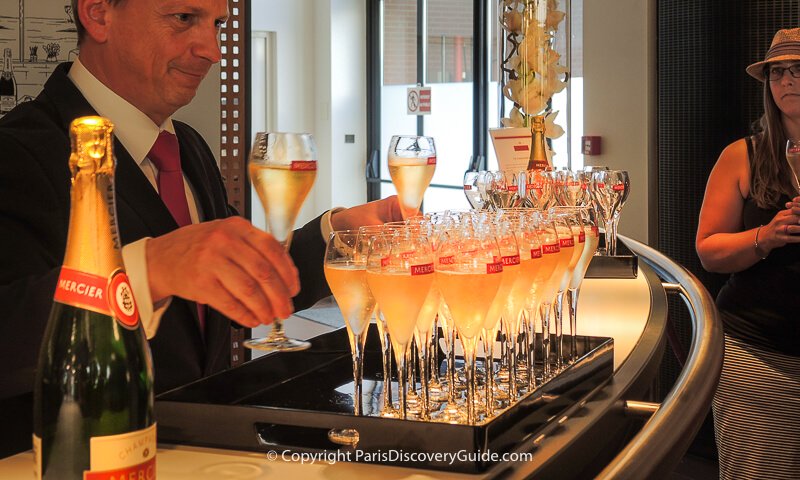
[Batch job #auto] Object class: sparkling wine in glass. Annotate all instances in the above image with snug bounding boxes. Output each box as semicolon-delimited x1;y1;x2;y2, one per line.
324;230;375;445
245;132;316;352
388;135;436;219
366;229;435;419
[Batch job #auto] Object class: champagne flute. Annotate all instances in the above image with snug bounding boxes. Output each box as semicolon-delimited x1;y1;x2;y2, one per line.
245;132;316;352
366;229;435;419
357;226;397;417
786;139;800;194
388;135;436;218
324;230;376;445
566;206;599;362
436;226;503;424
590;170;629;256
551;207;585;370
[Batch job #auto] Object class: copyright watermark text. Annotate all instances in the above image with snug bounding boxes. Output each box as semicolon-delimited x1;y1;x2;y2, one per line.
265;449;534;466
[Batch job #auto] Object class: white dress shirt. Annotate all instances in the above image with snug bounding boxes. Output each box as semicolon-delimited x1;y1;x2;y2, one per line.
66;58;337;338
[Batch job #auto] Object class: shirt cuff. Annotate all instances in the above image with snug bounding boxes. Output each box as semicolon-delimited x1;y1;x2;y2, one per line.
121;237;172;339
320;207;346;243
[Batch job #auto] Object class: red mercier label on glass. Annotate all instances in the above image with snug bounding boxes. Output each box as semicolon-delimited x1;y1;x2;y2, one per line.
506;185;519;192
531;247;543;259
560;237;575;248
438;255;455;265
54;268;139;328
592;226;600;237
542;243;561;254
502;255;520;266
290;160;317;171
579;231;586;243
464;185;472;190
380;256;390;268
612;183;625;192
486;262;504;274
427;156;437;165
410;263;434;276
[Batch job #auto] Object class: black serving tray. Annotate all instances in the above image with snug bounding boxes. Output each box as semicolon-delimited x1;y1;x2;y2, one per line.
584;236;639;279
156;326;613;473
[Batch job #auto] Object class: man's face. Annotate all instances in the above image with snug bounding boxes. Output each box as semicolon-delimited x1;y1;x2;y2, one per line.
104;0;229;123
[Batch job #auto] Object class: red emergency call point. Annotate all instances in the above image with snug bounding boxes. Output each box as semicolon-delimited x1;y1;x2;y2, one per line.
582;136;602;155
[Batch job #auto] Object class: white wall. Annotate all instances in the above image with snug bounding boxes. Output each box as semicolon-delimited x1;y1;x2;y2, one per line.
583;0;655;244
250;0;368;228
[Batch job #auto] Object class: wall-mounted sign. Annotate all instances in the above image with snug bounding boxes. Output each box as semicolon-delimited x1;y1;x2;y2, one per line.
407;86;431;115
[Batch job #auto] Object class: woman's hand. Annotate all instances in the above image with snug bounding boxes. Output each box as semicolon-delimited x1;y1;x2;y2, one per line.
758;196;800;254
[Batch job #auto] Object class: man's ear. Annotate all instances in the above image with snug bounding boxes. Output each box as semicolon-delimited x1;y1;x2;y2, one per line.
77;0;112;43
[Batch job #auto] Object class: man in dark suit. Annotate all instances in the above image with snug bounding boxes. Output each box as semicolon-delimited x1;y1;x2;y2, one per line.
0;0;401;454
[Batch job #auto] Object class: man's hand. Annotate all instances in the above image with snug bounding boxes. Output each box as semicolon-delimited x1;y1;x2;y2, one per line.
330;195;404;231
145;217;300;327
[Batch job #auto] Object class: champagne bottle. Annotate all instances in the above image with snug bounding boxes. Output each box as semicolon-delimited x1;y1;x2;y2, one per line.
33;117;156;480
527;115;550;171
0;48;17;114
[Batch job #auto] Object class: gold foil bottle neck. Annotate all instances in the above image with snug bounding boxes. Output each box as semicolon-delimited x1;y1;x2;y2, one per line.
69;116;115;176
528;115;549;170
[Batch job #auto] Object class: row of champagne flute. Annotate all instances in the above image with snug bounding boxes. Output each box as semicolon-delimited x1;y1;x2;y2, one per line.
323;206;600;427
463;167;630;255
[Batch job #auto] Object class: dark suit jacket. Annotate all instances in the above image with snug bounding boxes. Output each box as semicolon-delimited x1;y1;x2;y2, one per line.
0;63;331;401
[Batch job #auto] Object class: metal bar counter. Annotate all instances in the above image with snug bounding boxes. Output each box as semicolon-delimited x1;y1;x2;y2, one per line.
0;237;721;479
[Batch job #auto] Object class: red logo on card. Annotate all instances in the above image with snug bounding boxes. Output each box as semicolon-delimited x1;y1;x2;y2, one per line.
290;160;317;171
513;145;529;151
411;263;434;275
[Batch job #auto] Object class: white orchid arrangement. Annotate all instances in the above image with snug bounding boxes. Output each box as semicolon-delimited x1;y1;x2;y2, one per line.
499;0;568;139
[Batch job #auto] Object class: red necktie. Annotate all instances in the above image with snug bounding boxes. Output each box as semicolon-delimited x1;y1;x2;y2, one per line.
148;131;205;334
148;131;192;227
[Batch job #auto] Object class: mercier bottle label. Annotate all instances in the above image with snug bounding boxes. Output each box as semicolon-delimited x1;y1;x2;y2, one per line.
84;423;157;480
54;267;139;329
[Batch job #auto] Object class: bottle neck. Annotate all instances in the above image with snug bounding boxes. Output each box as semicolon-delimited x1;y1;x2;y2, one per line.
527;116;549;171
63;169;124;278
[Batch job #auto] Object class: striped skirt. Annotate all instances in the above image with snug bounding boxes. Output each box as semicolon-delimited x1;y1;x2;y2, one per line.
713;334;800;479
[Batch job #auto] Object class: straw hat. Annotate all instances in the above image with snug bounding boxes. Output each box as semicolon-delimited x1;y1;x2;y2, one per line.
746;28;800;82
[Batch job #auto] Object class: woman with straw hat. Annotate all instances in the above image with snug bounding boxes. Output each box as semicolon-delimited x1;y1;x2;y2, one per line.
697;28;800;479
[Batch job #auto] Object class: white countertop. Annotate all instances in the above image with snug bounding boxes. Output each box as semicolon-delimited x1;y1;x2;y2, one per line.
0;275;652;479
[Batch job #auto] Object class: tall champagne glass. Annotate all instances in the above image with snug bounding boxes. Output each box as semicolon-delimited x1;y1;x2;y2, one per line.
483;220;519;413
366;230;434;419
787;139;800;194
388;135;436;218
245;132;316;352
436;227;503;424
566;206;599;361
533;214;564;379
324;231;375;445
357;226;397;417
551;207;585;370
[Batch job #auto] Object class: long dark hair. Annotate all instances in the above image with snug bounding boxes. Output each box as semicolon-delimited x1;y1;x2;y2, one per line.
750;79;796;209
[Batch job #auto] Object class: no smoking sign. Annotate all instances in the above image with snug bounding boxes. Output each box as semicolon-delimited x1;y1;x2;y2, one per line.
407;86;431;115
